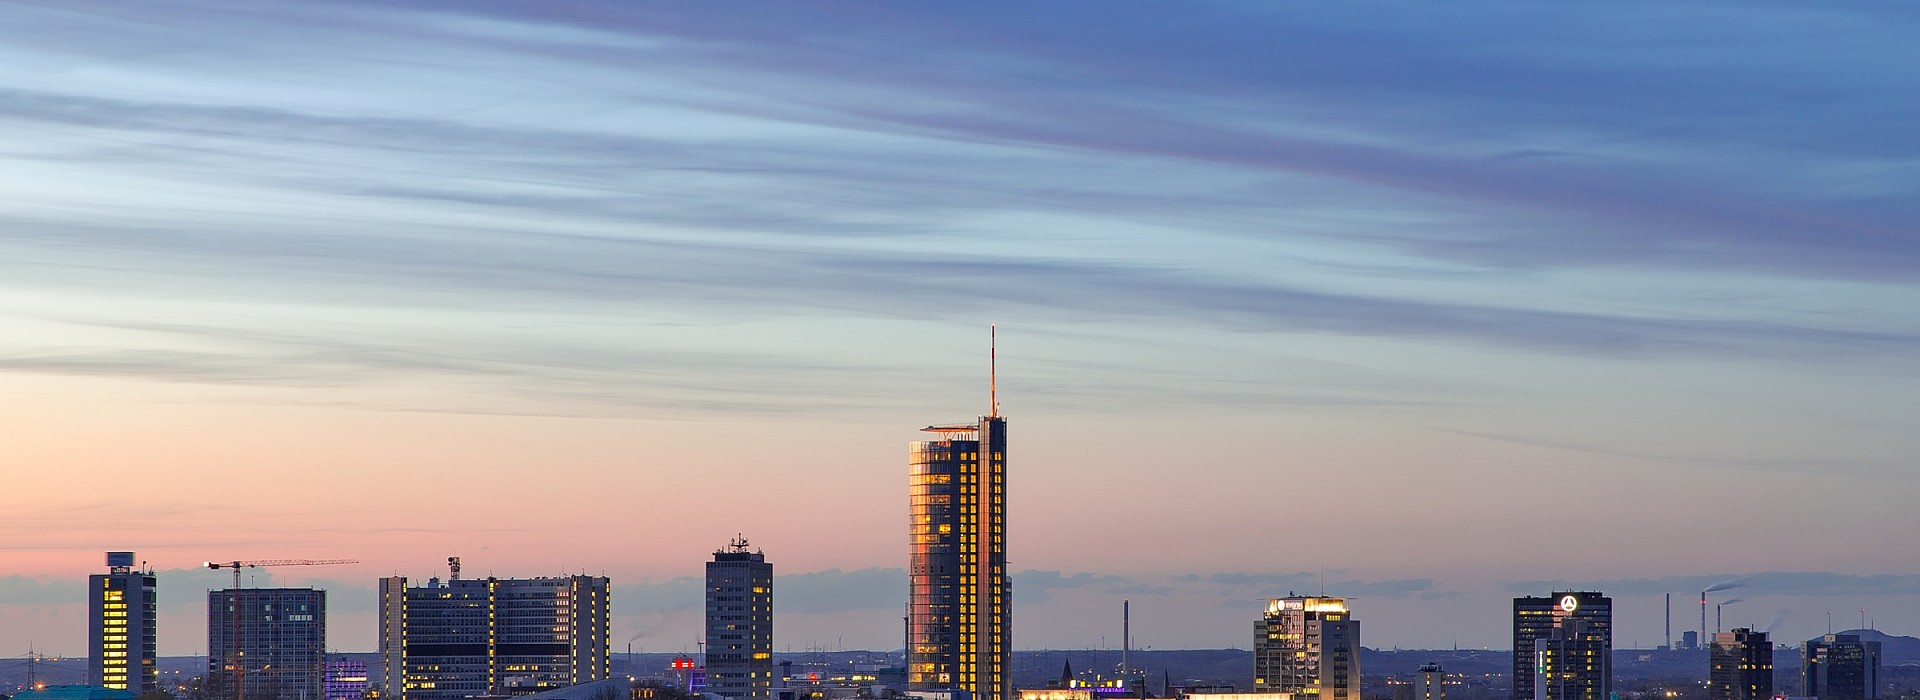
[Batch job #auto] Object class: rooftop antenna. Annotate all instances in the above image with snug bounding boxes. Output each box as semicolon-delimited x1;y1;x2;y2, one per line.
448;556;462;581
989;324;999;418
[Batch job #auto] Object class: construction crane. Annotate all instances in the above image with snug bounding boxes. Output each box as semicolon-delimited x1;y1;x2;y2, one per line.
205;559;357;700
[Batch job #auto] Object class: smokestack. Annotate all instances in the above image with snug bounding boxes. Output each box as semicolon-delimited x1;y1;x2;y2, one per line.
1122;600;1131;677
1665;593;1672;650
1716;604;1722;635
1701;591;1708;649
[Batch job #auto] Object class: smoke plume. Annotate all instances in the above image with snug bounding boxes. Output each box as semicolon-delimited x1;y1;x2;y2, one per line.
1761;609;1791;633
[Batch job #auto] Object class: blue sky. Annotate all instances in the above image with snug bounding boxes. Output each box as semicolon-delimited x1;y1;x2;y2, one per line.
0;0;1917;656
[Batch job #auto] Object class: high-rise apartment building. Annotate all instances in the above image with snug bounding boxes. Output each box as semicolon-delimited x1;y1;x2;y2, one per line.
1513;592;1611;700
89;552;157;693
208;588;327;700
908;412;1009;700
1802;634;1881;700
706;537;773;700
378;573;610;700
1710;628;1772;700
1253;595;1360;700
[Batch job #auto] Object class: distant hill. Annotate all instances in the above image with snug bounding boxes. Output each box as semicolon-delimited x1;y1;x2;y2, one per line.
1827;629;1920;665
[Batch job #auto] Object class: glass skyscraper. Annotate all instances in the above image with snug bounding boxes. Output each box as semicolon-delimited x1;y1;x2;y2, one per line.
908;414;1009;700
1254;596;1361;700
1710;628;1773;700
1512;592;1611;700
1802;633;1881;700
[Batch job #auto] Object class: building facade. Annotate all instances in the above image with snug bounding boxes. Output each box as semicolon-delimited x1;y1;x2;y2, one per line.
908;414;1010;700
1512;592;1610;700
324;658;369;700
88;552;157;693
208;588;328;700
378;574;610;700
1802;634;1881;700
1417;663;1446;700
1253;595;1360;700
1709;628;1772;700
706;537;773;700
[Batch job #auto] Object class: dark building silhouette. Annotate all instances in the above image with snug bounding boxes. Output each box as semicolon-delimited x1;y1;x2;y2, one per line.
1802;634;1881;700
1710;628;1772;700
1512;592;1610;700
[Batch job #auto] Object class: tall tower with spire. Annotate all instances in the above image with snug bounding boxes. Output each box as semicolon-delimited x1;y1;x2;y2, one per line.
907;328;1010;700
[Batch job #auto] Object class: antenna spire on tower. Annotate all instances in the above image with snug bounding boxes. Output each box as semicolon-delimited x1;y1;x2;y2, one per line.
989;324;998;417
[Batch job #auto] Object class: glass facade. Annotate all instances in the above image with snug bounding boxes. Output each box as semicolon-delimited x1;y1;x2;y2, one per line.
909;415;1009;700
1253;596;1359;700
325;658;370;700
378;575;610;700
207;588;328;700
1511;592;1610;700
1709;629;1772;700
1802;634;1881;700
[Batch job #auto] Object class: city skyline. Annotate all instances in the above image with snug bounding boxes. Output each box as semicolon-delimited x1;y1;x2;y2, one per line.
2;0;1918;664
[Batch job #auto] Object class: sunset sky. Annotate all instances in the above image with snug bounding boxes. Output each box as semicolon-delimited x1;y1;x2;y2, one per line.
2;1;1918;658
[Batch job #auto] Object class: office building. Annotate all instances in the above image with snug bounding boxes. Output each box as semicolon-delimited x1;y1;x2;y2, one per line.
378;573;610;700
908;410;1010;700
325;658;369;700
1513;592;1610;700
1252;595;1360;700
1709;628;1772;700
706;537;773;700
208;588;327;700
1802;634;1881;700
89;552;157;693
1417;663;1446;700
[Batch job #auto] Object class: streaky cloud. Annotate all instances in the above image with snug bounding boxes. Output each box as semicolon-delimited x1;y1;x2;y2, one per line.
1506;572;1920;598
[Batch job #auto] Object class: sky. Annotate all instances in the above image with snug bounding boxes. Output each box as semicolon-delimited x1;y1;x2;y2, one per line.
1;0;1918;660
